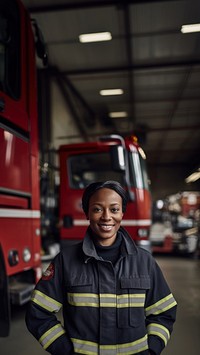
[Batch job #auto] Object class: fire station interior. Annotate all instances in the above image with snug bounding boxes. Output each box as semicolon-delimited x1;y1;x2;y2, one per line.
1;0;200;354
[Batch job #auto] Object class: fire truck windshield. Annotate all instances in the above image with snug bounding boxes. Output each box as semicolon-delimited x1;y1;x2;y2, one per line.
68;150;150;191
68;152;125;189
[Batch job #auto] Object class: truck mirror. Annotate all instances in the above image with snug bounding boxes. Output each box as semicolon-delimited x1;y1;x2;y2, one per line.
31;19;48;66
110;145;125;171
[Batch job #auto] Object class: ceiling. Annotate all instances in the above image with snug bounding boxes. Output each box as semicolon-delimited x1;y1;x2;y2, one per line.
21;0;200;191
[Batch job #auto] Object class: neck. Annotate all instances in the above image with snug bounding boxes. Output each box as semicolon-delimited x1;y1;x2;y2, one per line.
94;233;122;264
97;235;117;247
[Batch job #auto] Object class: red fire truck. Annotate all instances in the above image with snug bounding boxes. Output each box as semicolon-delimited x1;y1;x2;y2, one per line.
0;0;46;336
59;135;152;251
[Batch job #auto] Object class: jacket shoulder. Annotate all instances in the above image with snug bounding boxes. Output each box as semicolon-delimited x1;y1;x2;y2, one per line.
134;246;156;270
60;242;84;263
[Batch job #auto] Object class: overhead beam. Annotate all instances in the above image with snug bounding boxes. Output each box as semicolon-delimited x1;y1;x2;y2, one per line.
54;72;89;141
52;68;95;126
56;59;200;76
122;3;135;126
28;0;180;13
139;124;200;133
56;123;200;140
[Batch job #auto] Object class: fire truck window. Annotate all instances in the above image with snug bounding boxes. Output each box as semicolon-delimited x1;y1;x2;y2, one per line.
68;153;125;189
138;153;150;190
129;151;150;190
0;0;20;99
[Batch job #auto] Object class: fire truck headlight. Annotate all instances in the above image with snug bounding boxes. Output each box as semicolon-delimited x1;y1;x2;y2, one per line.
23;248;31;262
138;228;148;237
8;250;19;266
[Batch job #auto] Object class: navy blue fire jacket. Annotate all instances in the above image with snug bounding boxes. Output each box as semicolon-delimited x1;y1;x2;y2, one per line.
26;227;177;355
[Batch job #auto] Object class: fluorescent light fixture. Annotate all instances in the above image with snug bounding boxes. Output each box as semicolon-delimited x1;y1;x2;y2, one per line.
100;89;124;96
181;23;200;33
185;170;200;183
79;32;112;43
109;111;128;118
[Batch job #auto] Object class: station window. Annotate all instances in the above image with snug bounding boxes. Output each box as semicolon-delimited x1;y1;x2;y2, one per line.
0;0;20;100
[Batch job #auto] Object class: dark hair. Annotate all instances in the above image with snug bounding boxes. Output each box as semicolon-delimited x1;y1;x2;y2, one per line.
82;180;128;215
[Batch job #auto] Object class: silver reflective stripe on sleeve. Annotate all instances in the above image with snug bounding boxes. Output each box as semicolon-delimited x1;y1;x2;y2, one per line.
145;293;177;316
67;293;145;308
39;324;66;349
71;335;148;355
31;289;62;312
147;323;170;346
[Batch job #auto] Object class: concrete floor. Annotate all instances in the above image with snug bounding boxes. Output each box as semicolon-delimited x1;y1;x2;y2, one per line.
0;255;200;355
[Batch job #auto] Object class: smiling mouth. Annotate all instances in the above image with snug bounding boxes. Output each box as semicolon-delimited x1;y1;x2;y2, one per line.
98;224;114;231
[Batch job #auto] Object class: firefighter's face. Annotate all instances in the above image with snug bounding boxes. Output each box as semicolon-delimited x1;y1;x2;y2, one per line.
87;188;124;246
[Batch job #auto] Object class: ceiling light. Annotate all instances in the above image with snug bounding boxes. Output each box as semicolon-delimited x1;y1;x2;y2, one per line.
79;32;112;43
109;111;128;118
181;23;200;33
185;170;200;183
100;89;124;96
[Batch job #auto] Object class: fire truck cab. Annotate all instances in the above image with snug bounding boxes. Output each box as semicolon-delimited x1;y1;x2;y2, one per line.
0;0;46;336
59;135;152;252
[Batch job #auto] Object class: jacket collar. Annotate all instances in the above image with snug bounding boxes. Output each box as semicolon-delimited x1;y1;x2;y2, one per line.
82;226;137;263
82;229;101;262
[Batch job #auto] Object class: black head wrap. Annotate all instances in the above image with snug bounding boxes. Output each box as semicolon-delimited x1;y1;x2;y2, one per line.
82;180;128;216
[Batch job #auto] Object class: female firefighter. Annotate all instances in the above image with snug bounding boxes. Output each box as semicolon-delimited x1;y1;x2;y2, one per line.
26;180;177;355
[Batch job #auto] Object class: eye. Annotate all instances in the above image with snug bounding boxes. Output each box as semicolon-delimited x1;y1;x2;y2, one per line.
111;207;120;213
93;206;102;213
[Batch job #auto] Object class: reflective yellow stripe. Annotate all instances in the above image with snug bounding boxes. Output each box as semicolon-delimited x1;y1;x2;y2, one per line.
71;335;148;355
147;323;170;346
71;338;98;354
39;324;66;349
100;293;116;307
117;294;145;308
145;293;177;316
31;289;62;312
68;293;99;307
67;293;145;308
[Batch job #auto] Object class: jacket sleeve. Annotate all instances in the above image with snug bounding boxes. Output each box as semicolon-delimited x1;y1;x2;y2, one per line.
145;257;177;355
25;252;73;355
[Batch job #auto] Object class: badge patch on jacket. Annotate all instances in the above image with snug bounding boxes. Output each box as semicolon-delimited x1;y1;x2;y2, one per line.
42;262;55;280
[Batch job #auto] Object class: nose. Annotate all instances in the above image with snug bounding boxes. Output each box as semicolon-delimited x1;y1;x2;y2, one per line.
101;209;111;220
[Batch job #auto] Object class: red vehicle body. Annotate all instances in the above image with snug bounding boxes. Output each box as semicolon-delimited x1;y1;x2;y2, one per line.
59;135;152;251
0;0;43;336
